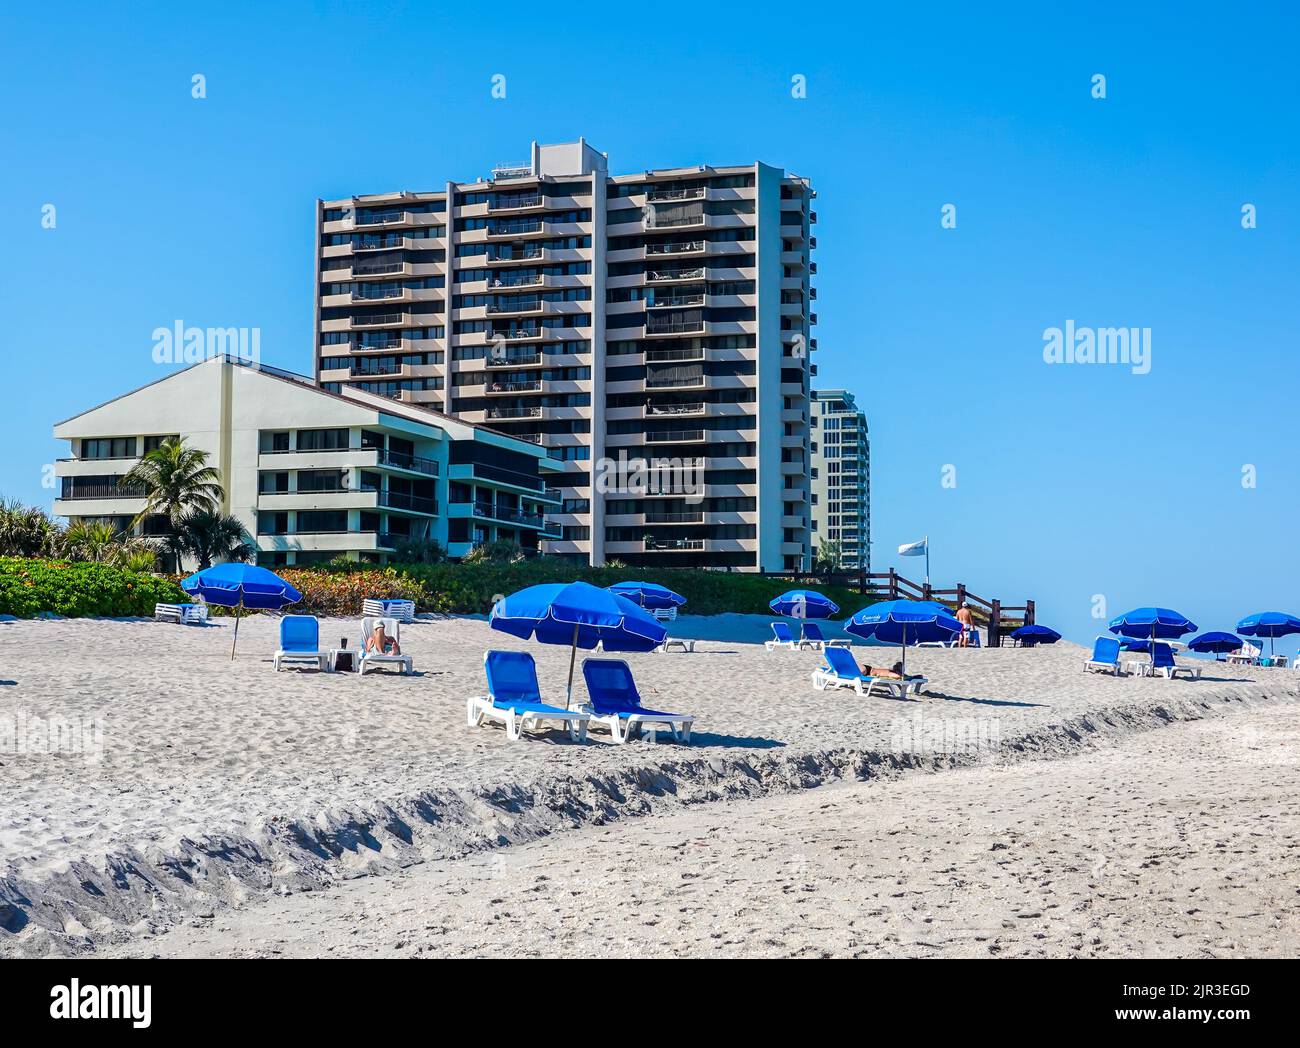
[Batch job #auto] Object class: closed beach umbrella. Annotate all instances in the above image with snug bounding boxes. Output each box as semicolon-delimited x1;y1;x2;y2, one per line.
1236;611;1300;660
181;563;302;659
1108;607;1197;667
1009;624;1061;647
844;599;961;676
1187;632;1244;654
491;580;667;708
770;589;839;620
607;580;686;611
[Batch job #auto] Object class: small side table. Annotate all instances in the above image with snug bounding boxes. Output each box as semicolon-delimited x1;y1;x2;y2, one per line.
330;648;357;673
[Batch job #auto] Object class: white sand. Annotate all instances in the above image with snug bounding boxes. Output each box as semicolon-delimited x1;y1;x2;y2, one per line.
1;613;1296;956
106;708;1300;958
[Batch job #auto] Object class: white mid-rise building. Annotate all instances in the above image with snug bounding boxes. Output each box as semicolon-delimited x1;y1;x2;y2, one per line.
314;138;817;572
810;389;870;572
52;356;560;566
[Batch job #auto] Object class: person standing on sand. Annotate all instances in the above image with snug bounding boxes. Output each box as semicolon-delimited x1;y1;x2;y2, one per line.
956;602;974;647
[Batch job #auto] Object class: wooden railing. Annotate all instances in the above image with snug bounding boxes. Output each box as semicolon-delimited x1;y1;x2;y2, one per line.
751;567;1034;648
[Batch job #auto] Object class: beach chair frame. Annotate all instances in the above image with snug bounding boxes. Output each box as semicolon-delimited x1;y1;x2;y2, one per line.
811;647;928;698
358;616;414;675
467;650;590;742
580;658;693;744
273;614;330;672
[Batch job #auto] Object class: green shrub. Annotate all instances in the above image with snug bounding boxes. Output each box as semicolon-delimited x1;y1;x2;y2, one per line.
0;557;187;618
274;567;435;618
388;561;867;617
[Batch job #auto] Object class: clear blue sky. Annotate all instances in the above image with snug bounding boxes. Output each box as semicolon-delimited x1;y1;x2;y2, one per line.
2;1;1297;649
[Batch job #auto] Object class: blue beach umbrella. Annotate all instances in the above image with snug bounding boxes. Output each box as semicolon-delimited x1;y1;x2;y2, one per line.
1236;611;1300;660
769;589;839;620
1109;607;1197;667
607;580;686;611
1009;624;1061;647
181;562;303;659
844;599;961;676
491;580;668;708
1187;632;1244;655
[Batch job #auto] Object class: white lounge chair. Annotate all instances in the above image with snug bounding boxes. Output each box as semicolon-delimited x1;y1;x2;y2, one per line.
358;616;413;675
155;601;208;625
657;637;697;653
362;598;416;623
274;615;330;672
581;658;692;743
468;650;590;742
811;647;928;698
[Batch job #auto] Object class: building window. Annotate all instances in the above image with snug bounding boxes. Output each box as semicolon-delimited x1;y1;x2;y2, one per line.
81;437;136;459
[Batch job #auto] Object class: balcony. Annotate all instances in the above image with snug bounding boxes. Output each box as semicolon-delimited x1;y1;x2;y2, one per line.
644;401;705;417
375;448;439;476
485;379;542;394
486;327;541;341
648;292;704;309
646;186;705;202
492;162;533;180
645;429;705;443
644;537;705;551
643;511;705;524
488;193;543;211
646;240;705;255
489;272;544;289
378;490;439;515
351;286;405;302
485;404;543;420
485;350;542;368
450;461;554;495
646;267;705;283
486;245;544;264
349;313;409;328
353;235;406;252
354;209;409;227
645;346;705;363
472;502;544;528
58;481;147;501
486;298;543;315
486;220;543;238
646;318;705;336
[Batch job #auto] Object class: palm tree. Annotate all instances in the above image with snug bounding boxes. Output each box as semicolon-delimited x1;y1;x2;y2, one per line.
814;539;843;574
0;497;61;557
179;510;255;570
120;438;224;570
61;520;122;562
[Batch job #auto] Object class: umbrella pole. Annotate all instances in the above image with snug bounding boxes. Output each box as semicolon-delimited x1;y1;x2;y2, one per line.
901;623;907;678
231;601;242;660
565;622;579;710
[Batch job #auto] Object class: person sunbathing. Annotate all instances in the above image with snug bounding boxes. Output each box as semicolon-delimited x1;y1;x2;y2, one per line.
366;623;401;656
859;660;915;680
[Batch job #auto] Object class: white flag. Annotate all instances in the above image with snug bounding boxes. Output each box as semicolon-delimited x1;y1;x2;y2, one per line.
898;538;927;557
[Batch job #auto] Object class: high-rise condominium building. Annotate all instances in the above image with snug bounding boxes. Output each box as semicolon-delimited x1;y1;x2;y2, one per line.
314;138;817;571
810;389;870;572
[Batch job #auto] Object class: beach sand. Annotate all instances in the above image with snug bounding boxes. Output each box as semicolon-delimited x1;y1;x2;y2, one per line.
105;707;1300;958
1;613;1296;957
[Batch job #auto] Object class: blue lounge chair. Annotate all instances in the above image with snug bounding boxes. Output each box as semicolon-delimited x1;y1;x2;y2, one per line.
1152;642;1202;680
581;658;693;743
468;650;590;742
811;645;928;698
765;621;807;651
800;622;851;650
1083;636;1122;675
273;615;329;672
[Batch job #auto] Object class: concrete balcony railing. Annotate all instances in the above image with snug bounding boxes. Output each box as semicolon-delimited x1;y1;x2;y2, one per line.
644;537;705;551
486;298;543;315
485;404;543;420
646;186;705;202
488;193;543;212
645;318;705;336
486;219;543;238
645;429;705;443
485;379;543;394
377;490;440;515
644;401;706;416
647;293;705;309
486;245;545;264
485;350;543;368
488;272;544;289
349;313;410;328
645;240;706;255
486;327;541;341
646;267;705;283
351;286;406;302
642;511;706;524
